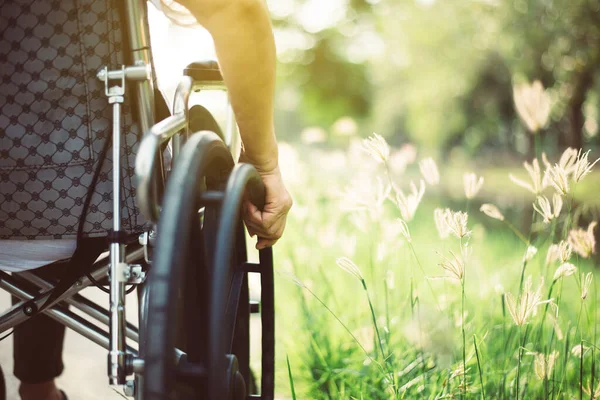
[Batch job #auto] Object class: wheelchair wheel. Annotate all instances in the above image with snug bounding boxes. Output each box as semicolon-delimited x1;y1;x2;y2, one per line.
142;131;275;400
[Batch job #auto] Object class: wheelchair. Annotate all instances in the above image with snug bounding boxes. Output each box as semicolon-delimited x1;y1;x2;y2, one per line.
0;0;275;399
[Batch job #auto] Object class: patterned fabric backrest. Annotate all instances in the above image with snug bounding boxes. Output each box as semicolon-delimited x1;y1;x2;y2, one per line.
0;0;148;239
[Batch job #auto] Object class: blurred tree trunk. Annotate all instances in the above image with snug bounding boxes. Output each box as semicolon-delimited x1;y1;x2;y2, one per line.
566;65;595;149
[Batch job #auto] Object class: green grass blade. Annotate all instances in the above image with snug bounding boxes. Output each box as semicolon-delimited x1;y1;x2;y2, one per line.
287;354;297;400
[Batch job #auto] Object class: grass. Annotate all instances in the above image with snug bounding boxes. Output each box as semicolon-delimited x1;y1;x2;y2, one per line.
267;142;599;399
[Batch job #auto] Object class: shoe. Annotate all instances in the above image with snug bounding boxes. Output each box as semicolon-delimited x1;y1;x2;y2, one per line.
60;390;68;400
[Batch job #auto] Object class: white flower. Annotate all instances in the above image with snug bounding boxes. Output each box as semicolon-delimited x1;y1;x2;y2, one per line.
505;276;552;326
464;172;484;199
553;262;577;281
362;133;390;163
443;209;471;239
395;180;426;222
545;163;570;195
541;148;578;175
509;159;546;195
546;241;572;265
480;204;505;221
419;157;439;185
434;208;451;239
533;194;563;224
571;344;589;358
581;272;593;300
568;221;597;258
533;351;559;380
336;257;364;281
397;218;412;243
572;149;600;183
523;245;538;262
437;250;465;282
513;80;551;133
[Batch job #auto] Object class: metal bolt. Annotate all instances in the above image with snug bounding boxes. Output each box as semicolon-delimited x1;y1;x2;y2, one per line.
24;306;33;314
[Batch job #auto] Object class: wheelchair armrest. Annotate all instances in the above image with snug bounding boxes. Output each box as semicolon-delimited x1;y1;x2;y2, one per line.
183;60;223;83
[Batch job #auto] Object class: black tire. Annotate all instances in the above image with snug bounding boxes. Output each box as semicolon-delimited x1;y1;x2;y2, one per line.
142;131;275;400
142;131;234;400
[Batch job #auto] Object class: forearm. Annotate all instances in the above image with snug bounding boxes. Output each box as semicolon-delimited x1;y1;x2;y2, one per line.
186;0;278;172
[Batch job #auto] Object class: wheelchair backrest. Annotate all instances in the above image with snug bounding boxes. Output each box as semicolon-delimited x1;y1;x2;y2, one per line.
0;0;153;240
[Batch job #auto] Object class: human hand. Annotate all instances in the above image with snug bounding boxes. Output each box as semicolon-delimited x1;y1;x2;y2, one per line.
243;165;293;250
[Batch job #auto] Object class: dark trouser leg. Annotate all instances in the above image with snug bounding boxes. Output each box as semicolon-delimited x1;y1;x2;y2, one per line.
12;262;68;384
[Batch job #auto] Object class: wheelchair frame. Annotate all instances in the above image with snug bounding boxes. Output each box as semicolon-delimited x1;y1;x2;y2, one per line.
0;0;274;398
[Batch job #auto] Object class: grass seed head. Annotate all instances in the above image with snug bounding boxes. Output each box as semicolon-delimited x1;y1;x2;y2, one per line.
568;221;597;258
362;133;390;164
533;351;559;380
443;209;471;239
513;80;551;133
505;276;551;326
336;257;364;282
463;172;484;199
533;194;563;224
545;163;570;195
437;250;465;282
553;262;577;281
523;245;538;262
509;158;546;195
434;208;452;238
581;272;593;300
395;180;426;221
419;157;440;185
480;203;505;221
572;149;600;183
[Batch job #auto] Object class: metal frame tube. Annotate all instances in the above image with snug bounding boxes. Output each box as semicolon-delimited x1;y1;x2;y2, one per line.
16;271;139;342
0;273;137;355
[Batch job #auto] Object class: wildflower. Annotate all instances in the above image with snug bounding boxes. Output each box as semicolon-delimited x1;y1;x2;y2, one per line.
362;133;390;163
437;250;465;282
568;221;597;258
542;147;578;174
434;208;451;239
336;257;364;282
443;209;471;239
464;172;484;199
571;344;589;358
523;245;538;262
419;157;439;185
505;276;552;326
480;204;505;221
450;364;470;380
533;194;563;224
395;180;426;221
397;218;412;242
546;244;560;265
553;263;577;281
545;164;570;195
533;351;559;380
583;379;600;400
581;272;593;300
509;159;546;195
513;80;551;133
572;149;600;183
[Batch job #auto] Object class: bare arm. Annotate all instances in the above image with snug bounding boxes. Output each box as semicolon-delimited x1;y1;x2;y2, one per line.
176;0;292;248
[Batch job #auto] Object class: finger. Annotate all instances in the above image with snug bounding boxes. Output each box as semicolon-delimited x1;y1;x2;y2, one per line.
257;237;277;250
